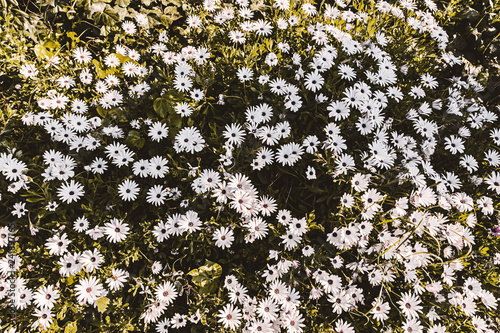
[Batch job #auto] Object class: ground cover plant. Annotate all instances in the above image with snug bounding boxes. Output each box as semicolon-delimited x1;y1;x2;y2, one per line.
1;0;500;332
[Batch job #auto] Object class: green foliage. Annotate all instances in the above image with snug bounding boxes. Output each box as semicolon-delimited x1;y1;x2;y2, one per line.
188;260;222;294
437;0;500;103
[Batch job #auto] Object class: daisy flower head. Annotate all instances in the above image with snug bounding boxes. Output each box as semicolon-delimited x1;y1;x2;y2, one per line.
217;303;242;330
171;313;188;328
0;254;21;275
103;218;130;243
174;102;194;117
452;192;474;212
190;88;204;101
72;216;89;233
75;275;105;305
20;63;38;78
73;47;92;64
57;180;84;204
223;123;246;146
402;318;423;333
118;179;140;201
477;196;494;215
338;64;356;81
132;159;150;177
460;154;478;176
156;318;171;333
224;275;239;291
397;292;422;319
90;157;108;174
32;307;54;330
255;147;275;167
485;171;500;195
45;201;58;211
179;210;203;233
484;149;500;167
157;215;177;239
45;233;71;256
327;290;351;314
321;274;342;294
265;52;278;66
213;227;235;249
152;261;163;274
174;75;193;92
229;30;246;44
85;226;104;241
253;19;273;36
304;71;324;92
174;126;206;153
198;168;220;191
245;216;269;241
95;80;109;94
80;68;93;84
289;217;308;236
81;248;104;272
33;285;59;309
148;121;169;142
283;309;305;332
186;14;202;28
155;281;178;305
351;173;370;192
106;268;129;291
302;245;315;257
0;226;11;247
148;156;169;179
302;2;317;15
1;157;27;181
258;195;277;216
122;21;137;35
421;73;438;89
122;61;139;77
57;75;76;89
281;230;301;250
147;185;168;206
333;319;354;333
105;54;120;67
237;66;253;82
71;99;88;114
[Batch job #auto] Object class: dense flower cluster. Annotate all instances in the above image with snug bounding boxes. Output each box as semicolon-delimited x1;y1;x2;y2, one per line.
1;0;499;332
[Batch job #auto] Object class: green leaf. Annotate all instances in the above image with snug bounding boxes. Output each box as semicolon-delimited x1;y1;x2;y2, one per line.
66;275;74;285
57;305;67;319
163;0;181;5
33;44;51;60
64;322;77;333
187;260;222;294
367;17;377;37
116;0;131;6
43;39;60;50
486;272;499;285
25;196;44;203
165;89;184;101
115;53;137;65
113;5;129;20
167;112;182;130
96;106;107;118
92;59;119;79
97;296;110;313
125;130;145;148
153;97;171;118
163;5;181;18
200;280;219;294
